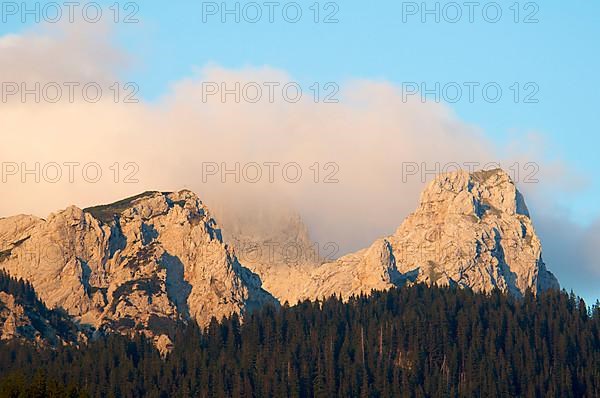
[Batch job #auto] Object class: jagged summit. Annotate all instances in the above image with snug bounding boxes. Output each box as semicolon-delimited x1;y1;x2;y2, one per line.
0;189;276;353
413;168;531;220
292;168;559;301
83;190;204;223
391;168;558;293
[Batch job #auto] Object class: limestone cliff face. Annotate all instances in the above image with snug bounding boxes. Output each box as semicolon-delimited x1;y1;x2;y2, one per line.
0;191;276;347
298;169;559;300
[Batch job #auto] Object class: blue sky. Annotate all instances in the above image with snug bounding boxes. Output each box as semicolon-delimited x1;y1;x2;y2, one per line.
2;0;599;301
2;2;598;213
110;0;598;222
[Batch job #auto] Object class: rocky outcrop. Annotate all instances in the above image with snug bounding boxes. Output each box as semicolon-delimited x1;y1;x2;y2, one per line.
0;290;80;346
0;191;277;348
297;169;559;300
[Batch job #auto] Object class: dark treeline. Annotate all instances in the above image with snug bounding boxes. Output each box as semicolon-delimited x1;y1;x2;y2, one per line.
0;282;599;397
0;269;39;307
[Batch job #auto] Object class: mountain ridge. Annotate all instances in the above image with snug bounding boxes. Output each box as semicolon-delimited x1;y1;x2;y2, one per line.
280;168;559;302
0;168;560;349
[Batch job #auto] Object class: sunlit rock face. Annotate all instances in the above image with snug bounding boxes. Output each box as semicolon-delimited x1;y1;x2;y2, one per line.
294;169;559;301
0;191;277;350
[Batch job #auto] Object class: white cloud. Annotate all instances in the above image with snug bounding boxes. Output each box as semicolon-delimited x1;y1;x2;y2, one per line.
0;22;598;302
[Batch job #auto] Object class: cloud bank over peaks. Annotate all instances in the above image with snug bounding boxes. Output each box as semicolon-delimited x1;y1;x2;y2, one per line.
0;21;597;302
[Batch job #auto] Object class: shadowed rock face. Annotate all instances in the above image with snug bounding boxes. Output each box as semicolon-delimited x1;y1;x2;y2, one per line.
293;169;559;301
0;291;80;346
0;191;277;351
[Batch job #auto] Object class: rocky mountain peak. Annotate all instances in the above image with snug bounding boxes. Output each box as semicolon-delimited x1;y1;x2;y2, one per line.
289;169;559;302
0;190;276;352
387;168;558;296
415;168;529;221
84;190;206;222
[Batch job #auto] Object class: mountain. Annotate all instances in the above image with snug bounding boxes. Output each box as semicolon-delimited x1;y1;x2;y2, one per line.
0;191;276;351
291;169;559;301
0;169;560;349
